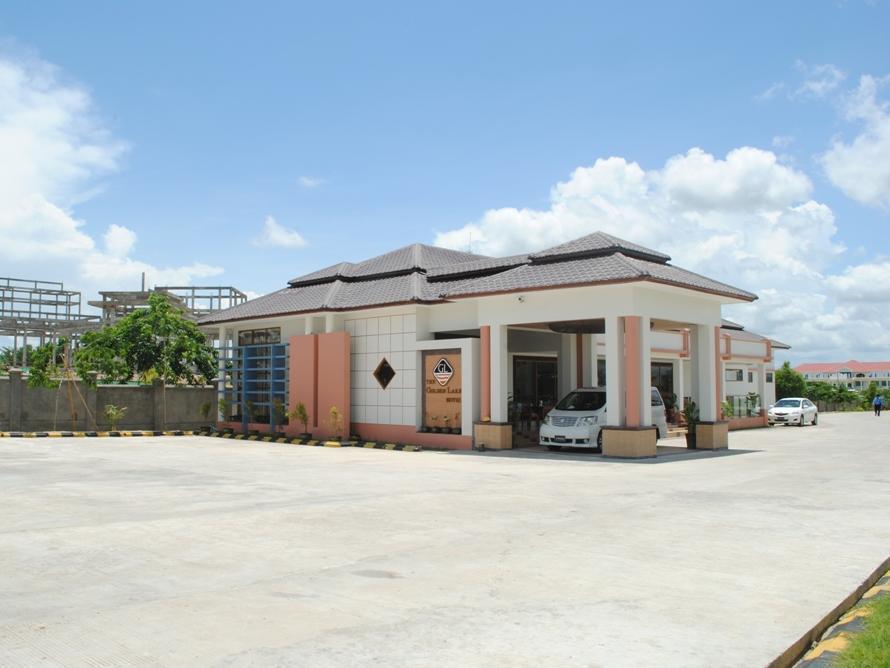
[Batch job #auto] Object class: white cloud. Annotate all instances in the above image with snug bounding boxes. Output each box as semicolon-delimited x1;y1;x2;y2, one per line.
252;215;307;248
433;145;890;360
103;223;136;258
821;75;890;209
772;135;794;148
0;51;223;297
756;82;785;101
298;175;325;188
793;61;846;98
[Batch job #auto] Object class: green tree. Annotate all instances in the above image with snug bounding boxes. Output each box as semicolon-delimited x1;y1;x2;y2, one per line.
75;293;217;386
775;361;806;400
0;344;34;370
861;381;884;410
27;339;67;388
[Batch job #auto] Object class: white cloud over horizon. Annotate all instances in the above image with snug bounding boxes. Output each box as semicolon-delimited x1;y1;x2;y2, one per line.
251;215;308;248
0;52;223;300
821;74;890;209
434;144;889;362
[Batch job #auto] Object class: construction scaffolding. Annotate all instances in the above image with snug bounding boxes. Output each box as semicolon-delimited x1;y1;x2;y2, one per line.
0;277;101;366
89;286;247;324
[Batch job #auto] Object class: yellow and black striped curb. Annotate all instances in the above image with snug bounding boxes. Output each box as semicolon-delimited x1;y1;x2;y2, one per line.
793;566;890;667
211;431;421;452
0;430;196;438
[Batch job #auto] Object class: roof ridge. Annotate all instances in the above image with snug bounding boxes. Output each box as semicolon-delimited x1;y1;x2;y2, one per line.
321;280;343;308
613;252;649;277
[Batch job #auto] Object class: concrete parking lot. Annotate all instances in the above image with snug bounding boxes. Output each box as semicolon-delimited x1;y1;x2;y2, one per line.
1;413;889;667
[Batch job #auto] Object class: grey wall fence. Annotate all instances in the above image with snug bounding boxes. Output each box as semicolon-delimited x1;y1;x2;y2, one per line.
0;371;217;432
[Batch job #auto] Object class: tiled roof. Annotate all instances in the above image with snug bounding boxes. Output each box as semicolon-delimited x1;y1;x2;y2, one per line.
441;253;756;301
426;254;529;280
720;320;791;351
200;231;756;325
289;243;485;286
795;360;890;374
529;231;671;263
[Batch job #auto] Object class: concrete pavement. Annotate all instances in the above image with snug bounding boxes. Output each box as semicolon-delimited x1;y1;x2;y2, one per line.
1;412;888;666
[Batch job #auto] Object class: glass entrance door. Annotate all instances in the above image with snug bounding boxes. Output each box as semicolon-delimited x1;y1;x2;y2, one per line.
512;356;558;444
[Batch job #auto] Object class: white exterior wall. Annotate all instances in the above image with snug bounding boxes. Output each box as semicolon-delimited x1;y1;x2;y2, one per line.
345;312;418;426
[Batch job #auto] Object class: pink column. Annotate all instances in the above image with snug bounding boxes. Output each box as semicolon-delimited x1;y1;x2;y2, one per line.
290;334;318;431
480;325;491;420
715;326;724;420
624;316;641;428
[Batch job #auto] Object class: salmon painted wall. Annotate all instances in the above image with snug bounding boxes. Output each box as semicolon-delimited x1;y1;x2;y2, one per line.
289;334;318;430
317;332;351;438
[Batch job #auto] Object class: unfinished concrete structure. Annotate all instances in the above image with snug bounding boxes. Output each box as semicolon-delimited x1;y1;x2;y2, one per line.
0;277;101;365
90;286;247;324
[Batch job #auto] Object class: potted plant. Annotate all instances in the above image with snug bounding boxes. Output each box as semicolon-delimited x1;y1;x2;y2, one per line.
289;401;311;439
442;415;450;433
199;401;213;434
452;413;461;434
666;393;679;424
104;403;127;434
328;405;344;441
683;400;699;449
430;415;439;433
721;400;734;419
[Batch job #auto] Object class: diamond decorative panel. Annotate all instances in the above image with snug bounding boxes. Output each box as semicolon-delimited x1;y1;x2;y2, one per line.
373;357;396;390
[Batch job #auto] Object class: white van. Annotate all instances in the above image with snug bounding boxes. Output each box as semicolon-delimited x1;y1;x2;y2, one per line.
539;387;669;451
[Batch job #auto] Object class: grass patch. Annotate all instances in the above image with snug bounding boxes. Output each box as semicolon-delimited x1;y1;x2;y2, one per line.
836;593;890;668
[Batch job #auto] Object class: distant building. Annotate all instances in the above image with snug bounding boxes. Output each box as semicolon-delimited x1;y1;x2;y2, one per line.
795;361;890;390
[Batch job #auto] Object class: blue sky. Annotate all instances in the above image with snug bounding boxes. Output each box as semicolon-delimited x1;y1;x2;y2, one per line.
1;1;889;360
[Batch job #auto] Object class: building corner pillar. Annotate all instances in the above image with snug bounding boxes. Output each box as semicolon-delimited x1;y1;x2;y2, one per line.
479;325;491;420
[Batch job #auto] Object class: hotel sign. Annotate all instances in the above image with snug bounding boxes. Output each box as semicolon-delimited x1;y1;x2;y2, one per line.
423;350;461;431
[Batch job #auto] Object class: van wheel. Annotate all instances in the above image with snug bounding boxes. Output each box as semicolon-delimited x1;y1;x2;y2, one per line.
596;431;603;449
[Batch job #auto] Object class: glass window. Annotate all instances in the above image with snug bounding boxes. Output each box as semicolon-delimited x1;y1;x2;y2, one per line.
651;388;664;406
725;369;743;382
556;390;606;411
775;399;801;408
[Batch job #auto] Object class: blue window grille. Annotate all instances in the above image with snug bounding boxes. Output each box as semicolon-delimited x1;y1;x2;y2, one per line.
220;342;289;431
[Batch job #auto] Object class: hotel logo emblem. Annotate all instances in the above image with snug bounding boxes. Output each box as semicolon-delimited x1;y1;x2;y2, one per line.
433;358;454;386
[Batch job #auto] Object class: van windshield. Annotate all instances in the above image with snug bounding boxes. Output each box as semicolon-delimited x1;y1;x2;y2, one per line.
556;391;606;411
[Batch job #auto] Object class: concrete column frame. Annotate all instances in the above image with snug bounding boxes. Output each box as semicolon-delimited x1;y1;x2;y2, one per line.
479;325;491;420
675;357;685;414
624;316;642;428
489;325;508;423
604;316;625;427
558;334;575;398
692;324;718;422
715;326;724;420
590;334;600;387
581;334;594;386
640;316;653;427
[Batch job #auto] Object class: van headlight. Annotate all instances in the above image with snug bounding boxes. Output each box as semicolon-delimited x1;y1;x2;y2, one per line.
578;416;598;426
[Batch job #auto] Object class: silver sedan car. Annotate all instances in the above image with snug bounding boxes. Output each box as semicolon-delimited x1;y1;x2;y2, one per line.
768;398;818;426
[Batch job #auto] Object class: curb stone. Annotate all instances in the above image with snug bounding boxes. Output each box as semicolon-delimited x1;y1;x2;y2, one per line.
208;431;421;452
785;562;890;667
